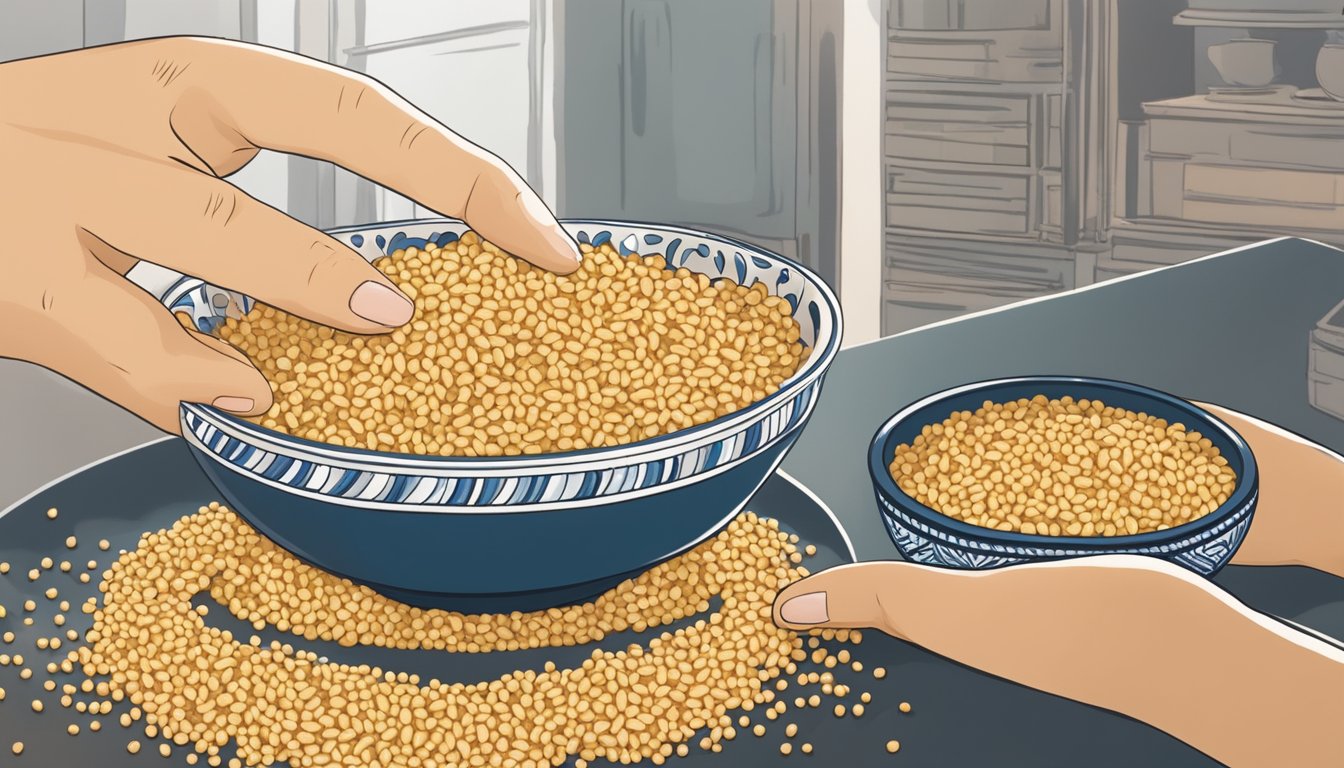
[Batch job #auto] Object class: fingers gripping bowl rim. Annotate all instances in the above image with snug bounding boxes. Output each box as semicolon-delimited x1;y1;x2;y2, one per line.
127;218;843;608
868;377;1259;576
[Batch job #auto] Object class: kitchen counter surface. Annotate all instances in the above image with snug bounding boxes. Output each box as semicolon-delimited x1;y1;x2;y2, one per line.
784;236;1344;562
15;237;1341;524
4;236;1344;766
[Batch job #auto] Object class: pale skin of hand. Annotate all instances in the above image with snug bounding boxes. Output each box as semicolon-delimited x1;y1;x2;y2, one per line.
776;402;1344;767
0;37;581;433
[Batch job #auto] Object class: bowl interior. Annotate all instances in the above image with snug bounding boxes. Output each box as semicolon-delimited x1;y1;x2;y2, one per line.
132;218;842;465
157;218;837;352
870;376;1257;549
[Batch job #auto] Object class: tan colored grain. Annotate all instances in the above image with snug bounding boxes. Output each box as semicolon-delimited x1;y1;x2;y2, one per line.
890;395;1237;536
63;503;887;766
216;235;804;456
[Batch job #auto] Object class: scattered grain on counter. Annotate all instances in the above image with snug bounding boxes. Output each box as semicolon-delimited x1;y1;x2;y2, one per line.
53;502;899;767
802;743;814;754
46;508;57;520
890;395;1237;536
873;666;887;680
780;743;794;756
97;540;110;552
886;740;901;754
215;234;805;457
7;505;905;763
899;701;912;714
10;741;22;755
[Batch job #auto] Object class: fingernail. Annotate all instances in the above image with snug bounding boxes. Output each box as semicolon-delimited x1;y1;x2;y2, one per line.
212;396;255;413
779;592;828;625
349;281;414;326
552;227;583;269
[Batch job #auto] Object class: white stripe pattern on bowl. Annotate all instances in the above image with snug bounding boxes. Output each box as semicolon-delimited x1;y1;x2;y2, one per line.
181;380;821;510
156;219;843;512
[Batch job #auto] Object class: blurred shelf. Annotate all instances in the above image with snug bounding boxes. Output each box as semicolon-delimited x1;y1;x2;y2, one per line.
885;157;1039;176
885;225;1050;244
1173;10;1344;29
1143;94;1344;124
1114;215;1344;246
885;80;1063;95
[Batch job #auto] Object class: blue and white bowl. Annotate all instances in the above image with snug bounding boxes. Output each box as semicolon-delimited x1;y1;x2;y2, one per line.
868;377;1258;577
128;218;842;610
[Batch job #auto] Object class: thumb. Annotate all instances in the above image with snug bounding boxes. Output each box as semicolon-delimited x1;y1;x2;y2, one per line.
773;562;906;633
33;265;273;434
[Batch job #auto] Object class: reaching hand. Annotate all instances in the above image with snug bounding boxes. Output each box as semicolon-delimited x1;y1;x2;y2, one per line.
774;402;1344;767
0;37;580;433
1195;402;1344;579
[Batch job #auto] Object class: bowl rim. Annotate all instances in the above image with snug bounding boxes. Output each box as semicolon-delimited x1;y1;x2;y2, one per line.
867;376;1259;551
178;217;844;470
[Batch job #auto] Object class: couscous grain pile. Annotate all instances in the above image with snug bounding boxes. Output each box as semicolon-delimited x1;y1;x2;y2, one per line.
216;235;805;457
890;395;1237;536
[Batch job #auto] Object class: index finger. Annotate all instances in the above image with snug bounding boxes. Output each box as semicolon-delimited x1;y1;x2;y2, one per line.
182;38;580;274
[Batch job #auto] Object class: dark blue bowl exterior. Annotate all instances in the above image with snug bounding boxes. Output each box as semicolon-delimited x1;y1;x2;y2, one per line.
188;433;798;608
868;377;1259;575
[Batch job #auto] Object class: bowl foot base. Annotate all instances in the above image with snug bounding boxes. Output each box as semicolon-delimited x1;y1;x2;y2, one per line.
353;567;647;613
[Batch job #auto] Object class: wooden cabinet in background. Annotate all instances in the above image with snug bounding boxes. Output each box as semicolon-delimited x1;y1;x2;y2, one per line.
557;0;842;287
881;0;1113;335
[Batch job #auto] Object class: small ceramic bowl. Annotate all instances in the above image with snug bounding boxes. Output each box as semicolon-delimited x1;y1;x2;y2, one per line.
1316;44;1344;101
868;377;1258;576
127;218;842;611
1208;38;1276;88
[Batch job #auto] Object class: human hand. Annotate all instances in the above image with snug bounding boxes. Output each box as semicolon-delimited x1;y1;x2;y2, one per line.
1198;402;1344;579
774;555;1344;767
0;37;581;433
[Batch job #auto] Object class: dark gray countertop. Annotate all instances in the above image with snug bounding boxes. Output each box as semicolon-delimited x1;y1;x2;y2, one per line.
784;237;1344;562
3;236;1343;767
772;236;1344;765
9;237;1344;525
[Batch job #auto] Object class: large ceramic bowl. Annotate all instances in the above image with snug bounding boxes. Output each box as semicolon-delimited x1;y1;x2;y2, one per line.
868;377;1258;576
128;218;842;611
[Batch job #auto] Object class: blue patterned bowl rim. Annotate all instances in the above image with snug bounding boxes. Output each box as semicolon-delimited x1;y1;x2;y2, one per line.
169;218;843;471
868;376;1259;551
